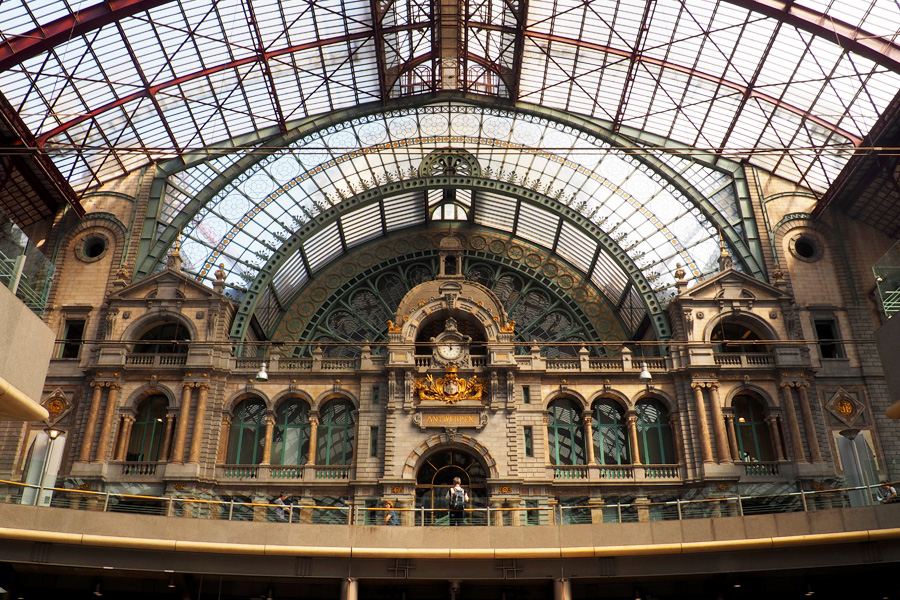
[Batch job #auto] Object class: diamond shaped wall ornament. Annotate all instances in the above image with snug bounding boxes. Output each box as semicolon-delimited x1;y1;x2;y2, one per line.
825;389;865;427
41;390;72;426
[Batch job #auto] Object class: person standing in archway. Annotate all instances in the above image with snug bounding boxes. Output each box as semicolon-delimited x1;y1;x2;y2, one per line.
446;477;469;526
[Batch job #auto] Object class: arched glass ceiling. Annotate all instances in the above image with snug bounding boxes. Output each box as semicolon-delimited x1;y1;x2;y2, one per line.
1;0;899;195
164;103;742;308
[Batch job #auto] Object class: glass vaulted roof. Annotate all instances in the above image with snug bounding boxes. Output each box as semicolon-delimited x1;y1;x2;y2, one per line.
1;0;899;340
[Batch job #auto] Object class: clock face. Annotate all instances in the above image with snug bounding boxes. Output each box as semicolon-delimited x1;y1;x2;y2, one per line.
438;342;463;360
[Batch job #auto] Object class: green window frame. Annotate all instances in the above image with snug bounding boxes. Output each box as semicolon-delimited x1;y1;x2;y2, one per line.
592;399;630;465
226;399;267;464
733;395;775;462
634;399;675;465
126;395;167;462
272;399;310;465
316;399;355;466
547;398;585;466
524;426;534;458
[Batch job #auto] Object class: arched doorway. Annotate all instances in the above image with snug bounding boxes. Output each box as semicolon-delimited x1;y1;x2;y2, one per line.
415;448;488;526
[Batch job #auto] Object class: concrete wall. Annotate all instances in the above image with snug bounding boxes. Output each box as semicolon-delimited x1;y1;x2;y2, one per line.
0;285;54;404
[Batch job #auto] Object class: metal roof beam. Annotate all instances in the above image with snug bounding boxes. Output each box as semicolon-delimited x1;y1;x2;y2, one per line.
0;0;175;72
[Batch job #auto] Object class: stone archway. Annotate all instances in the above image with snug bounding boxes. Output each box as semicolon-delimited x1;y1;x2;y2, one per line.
415;447;488;526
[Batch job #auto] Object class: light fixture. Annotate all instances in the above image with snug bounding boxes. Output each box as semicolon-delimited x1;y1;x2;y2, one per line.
167;575;176;589
93;583;102;597
805;584;815;597
44;428;62;440
638;362;652;381
256;361;268;382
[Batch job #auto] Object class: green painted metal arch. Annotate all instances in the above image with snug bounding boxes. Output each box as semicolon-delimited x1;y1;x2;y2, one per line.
228;176;672;344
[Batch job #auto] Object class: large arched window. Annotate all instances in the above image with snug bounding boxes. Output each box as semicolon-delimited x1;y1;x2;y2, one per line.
634;399;675;465
226;399;267;464
592;399;630;465
272;399;311;465
316;399;355;466
126;395;167;462
733;394;775;462
547;398;585;466
710;321;767;354
134;322;190;354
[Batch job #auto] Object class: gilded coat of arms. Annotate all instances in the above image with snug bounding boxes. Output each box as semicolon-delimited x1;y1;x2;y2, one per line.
414;367;486;404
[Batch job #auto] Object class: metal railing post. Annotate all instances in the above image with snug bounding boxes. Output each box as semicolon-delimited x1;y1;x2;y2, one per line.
167;496;174;517
617;503;622;523
228;499;235;521
800;482;809;512
736;493;744;517
676;499;682;521
103;490;111;512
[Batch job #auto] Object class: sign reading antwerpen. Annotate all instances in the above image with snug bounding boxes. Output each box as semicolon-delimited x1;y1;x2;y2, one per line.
421;413;481;427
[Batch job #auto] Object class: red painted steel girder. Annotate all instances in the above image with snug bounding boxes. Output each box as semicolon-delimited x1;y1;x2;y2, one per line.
0;0;175;73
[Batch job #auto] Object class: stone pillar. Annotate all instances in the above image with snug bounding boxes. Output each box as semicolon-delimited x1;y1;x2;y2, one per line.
161;414;175;461
691;384;714;463
668;413;684;466
340;578;358;600
491;500;504;526
553;579;572;600
78;382;104;462
508;498;521;526
542;415;551;465
583;415;595;464
114;414;135;461
708;384;731;463
724;412;739;463
261;415;275;465
188;382;210;464
797;383;822;463
217;416;232;463
171;383;193;464
768;414;786;461
780;384;806;462
94;383;121;463
308;416;319;465
626;412;642;466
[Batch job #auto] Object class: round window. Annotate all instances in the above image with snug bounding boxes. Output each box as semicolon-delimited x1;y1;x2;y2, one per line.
789;233;821;263
77;234;109;263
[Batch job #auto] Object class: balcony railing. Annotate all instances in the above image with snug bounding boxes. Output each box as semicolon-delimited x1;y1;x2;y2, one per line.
2;478;891;525
741;461;780;476
216;464;350;481
713;353;774;367
125;353;187;366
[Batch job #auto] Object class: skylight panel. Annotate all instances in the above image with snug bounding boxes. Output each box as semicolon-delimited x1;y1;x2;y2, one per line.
516;203;558;249
342;204;383;248
304;222;342;273
591;251;628;304
473;192;517;231
383;193;426;231
556;222;596;274
272;249;310;304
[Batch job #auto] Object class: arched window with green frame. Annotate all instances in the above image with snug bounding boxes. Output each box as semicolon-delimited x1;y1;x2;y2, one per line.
634;398;675;465
592;399;630;465
316;399;355;465
733;394;775;462
126;395;167;462
272;399;311;465
547;398;585;466
226;398;267;464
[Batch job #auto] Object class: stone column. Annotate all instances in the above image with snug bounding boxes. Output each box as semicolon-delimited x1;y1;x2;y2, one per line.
797;383;822;463
583;415;595;464
171;382;193;464
261;415;275;465
626;412;642;466
668;413;684;466
217;416;232;463
78;382;104;462
307;416;319;465
188;383;210;464
340;578;358;600
161;414;175;461
708;384;731;463
542;415;551;465
94;383;121;463
780;384;806;462
768;414;786;461
491;500;504;526
691;384;714;463
724;412;739;463
114;414;135;461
